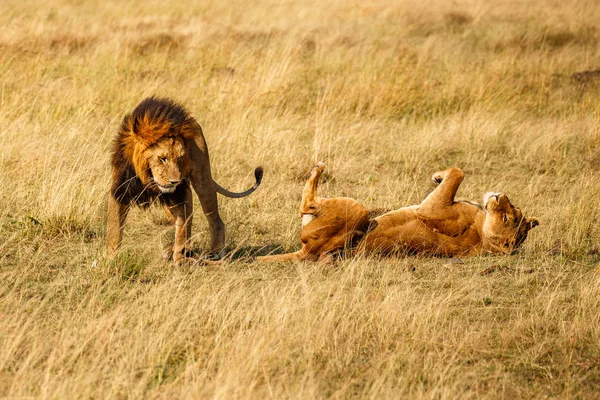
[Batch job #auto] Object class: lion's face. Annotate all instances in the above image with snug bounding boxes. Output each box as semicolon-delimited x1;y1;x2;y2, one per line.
482;192;539;253
145;136;190;193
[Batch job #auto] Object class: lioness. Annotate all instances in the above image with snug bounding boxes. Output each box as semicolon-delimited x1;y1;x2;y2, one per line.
107;97;263;263
257;162;370;263
258;165;538;262
360;167;539;256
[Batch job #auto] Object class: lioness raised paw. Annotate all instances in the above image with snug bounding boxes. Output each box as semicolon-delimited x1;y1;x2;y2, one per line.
431;171;445;185
304;161;325;181
313;161;325;174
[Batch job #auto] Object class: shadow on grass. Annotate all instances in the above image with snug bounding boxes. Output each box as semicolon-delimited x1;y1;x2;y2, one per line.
109;250;151;282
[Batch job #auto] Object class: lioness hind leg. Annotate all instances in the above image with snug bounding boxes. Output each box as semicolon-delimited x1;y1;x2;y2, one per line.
299;162;325;216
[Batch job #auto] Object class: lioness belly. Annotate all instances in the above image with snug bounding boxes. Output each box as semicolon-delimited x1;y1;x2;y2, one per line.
360;208;477;256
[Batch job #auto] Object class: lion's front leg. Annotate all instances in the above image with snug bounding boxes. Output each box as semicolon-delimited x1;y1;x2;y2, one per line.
163;186;194;263
107;194;129;255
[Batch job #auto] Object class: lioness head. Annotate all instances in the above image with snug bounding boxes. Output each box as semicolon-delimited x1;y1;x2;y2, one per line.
143;136;191;193
482;192;539;253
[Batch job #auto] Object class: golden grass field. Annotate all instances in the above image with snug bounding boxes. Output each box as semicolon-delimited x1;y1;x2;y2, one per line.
1;0;600;398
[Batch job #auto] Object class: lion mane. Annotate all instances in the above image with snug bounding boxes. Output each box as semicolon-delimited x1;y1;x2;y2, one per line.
108;96;263;261
110;97;197;208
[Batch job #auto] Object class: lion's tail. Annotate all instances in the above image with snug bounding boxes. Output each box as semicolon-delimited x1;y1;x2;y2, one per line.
213;167;264;198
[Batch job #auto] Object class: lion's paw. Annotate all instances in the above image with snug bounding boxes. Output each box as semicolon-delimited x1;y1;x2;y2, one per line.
163;248;174;261
206;249;225;261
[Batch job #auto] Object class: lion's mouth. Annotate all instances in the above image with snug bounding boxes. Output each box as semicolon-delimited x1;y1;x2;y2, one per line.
156;183;178;193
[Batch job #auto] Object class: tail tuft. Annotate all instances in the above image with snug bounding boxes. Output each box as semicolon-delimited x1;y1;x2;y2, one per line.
254;167;264;184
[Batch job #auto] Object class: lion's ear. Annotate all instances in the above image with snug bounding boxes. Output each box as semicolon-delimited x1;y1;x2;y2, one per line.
526;217;539;230
128;116;150;146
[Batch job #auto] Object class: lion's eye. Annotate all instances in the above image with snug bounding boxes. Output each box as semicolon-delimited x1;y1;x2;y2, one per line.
503;215;509;224
159;157;167;164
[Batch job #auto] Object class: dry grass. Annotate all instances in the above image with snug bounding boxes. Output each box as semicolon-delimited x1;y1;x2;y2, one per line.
1;0;600;398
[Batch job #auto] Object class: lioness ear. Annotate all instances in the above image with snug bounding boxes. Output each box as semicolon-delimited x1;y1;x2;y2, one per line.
526;217;539;230
366;219;379;234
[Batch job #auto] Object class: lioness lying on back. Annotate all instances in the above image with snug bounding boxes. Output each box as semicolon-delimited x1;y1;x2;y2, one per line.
360;167;539;256
258;164;538;262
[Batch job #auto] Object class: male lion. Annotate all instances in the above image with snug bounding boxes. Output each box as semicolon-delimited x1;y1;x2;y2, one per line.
360;167;539;256
107;97;263;263
257;162;370;263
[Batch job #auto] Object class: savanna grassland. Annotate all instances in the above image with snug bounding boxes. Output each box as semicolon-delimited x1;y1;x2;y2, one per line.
1;0;600;398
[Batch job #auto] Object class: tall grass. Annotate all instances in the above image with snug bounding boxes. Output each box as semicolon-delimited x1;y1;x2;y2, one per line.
1;0;600;397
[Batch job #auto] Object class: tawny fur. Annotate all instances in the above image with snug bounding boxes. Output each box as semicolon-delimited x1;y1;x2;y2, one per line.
257;162;370;263
258;165;538;262
359;167;539;256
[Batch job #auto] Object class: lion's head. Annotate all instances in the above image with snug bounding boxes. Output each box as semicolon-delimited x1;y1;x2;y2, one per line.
111;97;199;204
143;136;193;193
482;192;539;254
